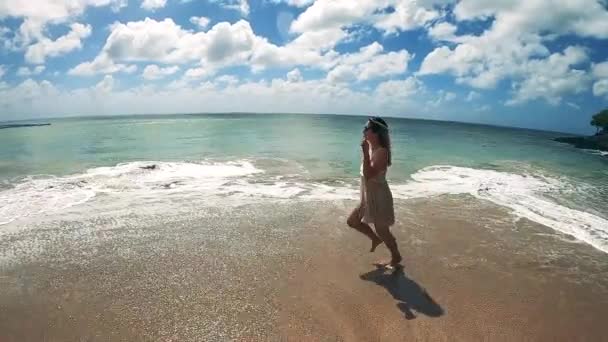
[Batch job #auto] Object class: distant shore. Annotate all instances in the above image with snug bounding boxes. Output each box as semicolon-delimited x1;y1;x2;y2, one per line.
554;134;608;152
0;123;51;130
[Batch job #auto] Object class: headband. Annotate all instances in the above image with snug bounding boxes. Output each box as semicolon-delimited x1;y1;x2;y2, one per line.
368;117;389;130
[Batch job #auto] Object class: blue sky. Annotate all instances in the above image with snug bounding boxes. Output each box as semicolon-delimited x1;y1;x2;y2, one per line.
1;0;608;133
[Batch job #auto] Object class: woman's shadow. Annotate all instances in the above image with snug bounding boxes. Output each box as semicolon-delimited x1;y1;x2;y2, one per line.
360;265;444;320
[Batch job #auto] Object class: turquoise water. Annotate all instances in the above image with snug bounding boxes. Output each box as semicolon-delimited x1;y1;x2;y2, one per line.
2;114;606;181
1;114;607;252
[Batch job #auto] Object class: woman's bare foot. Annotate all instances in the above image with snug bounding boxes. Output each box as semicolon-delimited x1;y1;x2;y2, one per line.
390;255;403;266
373;260;392;267
374;255;403;268
370;238;383;252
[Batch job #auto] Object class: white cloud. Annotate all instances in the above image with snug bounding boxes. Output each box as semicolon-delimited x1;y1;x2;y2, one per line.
75;17;346;76
290;0;440;34
272;0;314;7
77;18;261;69
286;68;303;82
507;46;589;105
215;74;239;86
419;35;549;90
250;40;336;72
0;74;430;121
237;0;250;16
290;0;379;33
592;61;608;79
428;89;457;107
419;46;455;75
592;61;608;98
17;65;45;77
428;22;457;41
0;79;58;107
101;18;195;62
419;0;608;103
69;54;137;76
0;77;119;117
111;0;128;12
5;0;607;122
374;0;440;34
330;40;384;67
0;1;124;27
444;92;456;101
95;75;115;93
288;28;345;52
167;78;190;90
358;50;411;80
0;0;125;50
566;102;581;110
248;27;346;72
0;65;5;79
0;26;10;49
593;80;608;98
466;91;480;102
24;23;91;64
204;21;259;65
142;65;180;80
326;65;356;83
141;0;167;10
475;104;490;112
326;42;412;83
375;77;423;99
190;16;211;29
453;0;608;39
184;67;215;80
211;0;249;16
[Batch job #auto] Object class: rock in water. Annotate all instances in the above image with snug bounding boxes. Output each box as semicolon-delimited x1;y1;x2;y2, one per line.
554;135;608;152
140;164;158;170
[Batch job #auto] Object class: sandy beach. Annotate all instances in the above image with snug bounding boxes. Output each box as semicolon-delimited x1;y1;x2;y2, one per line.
2;0;608;337
1;196;607;341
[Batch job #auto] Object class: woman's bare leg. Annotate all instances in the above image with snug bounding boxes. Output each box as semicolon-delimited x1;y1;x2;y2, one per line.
347;207;383;252
374;224;402;265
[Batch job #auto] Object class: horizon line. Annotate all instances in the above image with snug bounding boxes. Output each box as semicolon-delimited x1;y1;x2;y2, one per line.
0;111;582;136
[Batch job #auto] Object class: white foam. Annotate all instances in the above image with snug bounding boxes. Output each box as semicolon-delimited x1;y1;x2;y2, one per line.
0;177;95;225
0;160;262;226
584;149;608;157
393;166;608;254
2;161;607;254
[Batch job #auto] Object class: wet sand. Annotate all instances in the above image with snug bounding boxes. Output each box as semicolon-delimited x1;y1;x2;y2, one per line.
1;197;608;341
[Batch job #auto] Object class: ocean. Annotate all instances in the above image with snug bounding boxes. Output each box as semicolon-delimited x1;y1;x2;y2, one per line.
1;113;607;256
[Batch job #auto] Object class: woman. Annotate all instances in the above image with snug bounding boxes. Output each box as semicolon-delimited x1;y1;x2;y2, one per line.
347;117;402;267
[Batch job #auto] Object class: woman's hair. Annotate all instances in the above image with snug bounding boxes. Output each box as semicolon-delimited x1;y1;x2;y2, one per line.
367;117;392;167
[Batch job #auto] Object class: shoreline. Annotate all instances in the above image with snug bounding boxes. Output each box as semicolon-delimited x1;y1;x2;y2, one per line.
554;135;608;152
1;197;607;341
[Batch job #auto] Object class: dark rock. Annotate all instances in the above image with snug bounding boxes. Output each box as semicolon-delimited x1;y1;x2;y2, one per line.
554;135;608;152
161;181;181;189
0;123;51;130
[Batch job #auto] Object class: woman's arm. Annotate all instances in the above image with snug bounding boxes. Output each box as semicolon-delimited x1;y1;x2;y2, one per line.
362;147;388;180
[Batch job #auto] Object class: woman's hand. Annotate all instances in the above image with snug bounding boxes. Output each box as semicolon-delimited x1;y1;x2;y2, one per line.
361;138;372;179
361;139;370;154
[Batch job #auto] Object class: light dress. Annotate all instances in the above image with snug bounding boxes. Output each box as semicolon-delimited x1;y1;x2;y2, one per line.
359;147;395;227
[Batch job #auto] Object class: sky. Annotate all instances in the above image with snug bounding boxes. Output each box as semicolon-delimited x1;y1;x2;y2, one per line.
1;0;608;133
